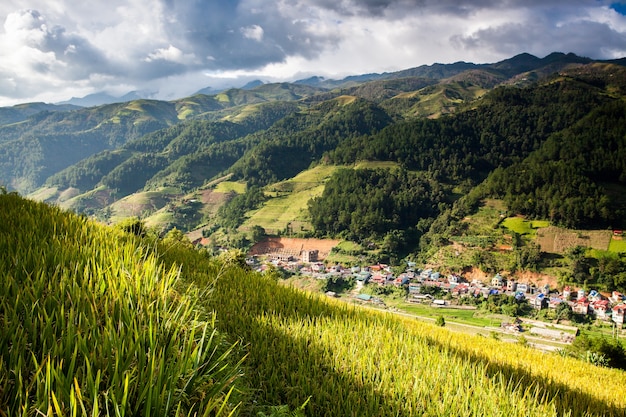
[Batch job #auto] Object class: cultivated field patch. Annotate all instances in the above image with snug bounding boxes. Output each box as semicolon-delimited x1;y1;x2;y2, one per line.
536;226;612;254
502;217;550;237
609;236;626;253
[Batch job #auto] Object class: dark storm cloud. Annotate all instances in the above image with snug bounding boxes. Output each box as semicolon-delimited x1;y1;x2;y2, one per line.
154;0;339;71
452;16;626;59
299;0;615;17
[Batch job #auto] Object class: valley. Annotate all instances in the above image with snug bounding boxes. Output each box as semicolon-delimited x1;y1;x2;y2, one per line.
1;51;626;415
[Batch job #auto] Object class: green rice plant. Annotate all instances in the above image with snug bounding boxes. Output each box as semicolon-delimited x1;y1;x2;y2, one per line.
0;192;243;416
202;264;626;416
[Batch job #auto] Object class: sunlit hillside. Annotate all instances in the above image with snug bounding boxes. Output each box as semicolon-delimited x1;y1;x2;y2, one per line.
1;190;624;416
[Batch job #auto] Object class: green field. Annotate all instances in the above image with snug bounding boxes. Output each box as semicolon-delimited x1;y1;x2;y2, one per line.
213;181;247;194
609;237;626;253
242;163;412;235
502;217;550;236
353;161;400;170
241;165;339;234
396;303;499;327
461;199;506;235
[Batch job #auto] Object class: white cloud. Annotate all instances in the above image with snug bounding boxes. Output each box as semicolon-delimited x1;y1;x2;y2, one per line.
241;24;264;41
145;45;198;64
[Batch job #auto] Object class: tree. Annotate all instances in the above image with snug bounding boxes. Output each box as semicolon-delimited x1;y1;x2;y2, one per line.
567;245;591;284
162;227;194;249
218;249;249;270
251;225;267;243
567;332;626;370
117;217;148;238
435;315;446;327
515;242;541;271
554;301;573;323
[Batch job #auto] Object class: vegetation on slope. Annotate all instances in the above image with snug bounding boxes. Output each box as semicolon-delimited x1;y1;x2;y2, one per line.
1;191;625;416
483;100;626;228
0;190;243;416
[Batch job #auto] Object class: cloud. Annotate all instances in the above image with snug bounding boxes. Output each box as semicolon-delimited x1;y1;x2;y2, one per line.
451;5;626;59
0;0;624;105
0;8;110;101
241;24;264;42
145;45;198;64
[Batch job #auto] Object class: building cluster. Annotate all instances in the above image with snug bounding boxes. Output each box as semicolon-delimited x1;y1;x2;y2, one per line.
406;269;626;328
248;254;626;328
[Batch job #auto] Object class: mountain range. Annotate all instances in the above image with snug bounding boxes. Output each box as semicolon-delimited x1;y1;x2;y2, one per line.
1;51;625;253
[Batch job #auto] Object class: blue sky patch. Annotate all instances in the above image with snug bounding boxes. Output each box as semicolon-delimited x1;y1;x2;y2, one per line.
611;3;626;15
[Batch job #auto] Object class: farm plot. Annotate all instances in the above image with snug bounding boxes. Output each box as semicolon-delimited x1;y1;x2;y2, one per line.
536;226;612;254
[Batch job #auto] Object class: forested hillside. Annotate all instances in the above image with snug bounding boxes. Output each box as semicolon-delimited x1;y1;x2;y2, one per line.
0;53;622;264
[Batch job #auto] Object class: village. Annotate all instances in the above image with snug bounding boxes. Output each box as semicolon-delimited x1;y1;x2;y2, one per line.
246;239;626;345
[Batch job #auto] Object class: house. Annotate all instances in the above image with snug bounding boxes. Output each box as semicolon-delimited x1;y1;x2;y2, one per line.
573;297;589;315
408;283;421;294
370;274;386;285
506;279;517;292
548;297;564;309
448;274;461;284
393;274;410;286
611;291;625;304
530;293;548;309
491;274;504;287
420;268;433;279
590;299;610;320
612;304;626;327
422;279;440;288
355;271;371;282
408;294;433;304
301;250;318;263
530;326;567;341
311;262;325;272
562;286;572;300
451;283;469;296
517;283;529;293
577;289;586;300
588;290;602;302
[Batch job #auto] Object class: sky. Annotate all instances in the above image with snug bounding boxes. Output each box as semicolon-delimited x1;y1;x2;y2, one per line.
0;0;625;106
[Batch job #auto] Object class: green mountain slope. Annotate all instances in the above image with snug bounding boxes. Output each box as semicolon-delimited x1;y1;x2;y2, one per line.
0;102;80;125
0;54;618;254
0;84;319;194
22;59;624;244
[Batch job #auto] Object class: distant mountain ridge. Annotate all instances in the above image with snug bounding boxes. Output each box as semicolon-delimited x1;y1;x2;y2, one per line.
0;102;80;125
57;91;155;107
0;51;624;205
58;51;602;108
